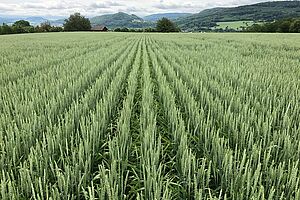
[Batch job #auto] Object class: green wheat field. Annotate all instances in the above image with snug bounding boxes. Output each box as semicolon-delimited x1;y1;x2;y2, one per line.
0;32;300;199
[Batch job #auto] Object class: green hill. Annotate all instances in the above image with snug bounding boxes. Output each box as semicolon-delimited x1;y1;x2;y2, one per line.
176;1;300;31
143;13;191;22
90;12;154;29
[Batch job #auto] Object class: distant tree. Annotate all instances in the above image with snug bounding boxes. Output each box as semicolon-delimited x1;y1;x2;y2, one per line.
0;24;13;34
12;25;26;34
144;27;156;32
50;26;63;32
0;21;62;35
114;28;121;32
119;27;129;32
114;27;130;32
40;21;52;32
156;18;180;32
245;18;300;33
23;26;35;33
245;24;263;32
13;20;30;27
277;20;291;32
64;13;91;31
34;25;42;33
129;28;137;32
290;19;300;32
263;22;277;32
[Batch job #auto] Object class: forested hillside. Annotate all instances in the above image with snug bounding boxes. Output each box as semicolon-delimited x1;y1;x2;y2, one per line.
176;1;300;31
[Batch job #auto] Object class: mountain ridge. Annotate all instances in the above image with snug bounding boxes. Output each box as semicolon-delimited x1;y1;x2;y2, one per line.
90;12;154;29
143;13;192;22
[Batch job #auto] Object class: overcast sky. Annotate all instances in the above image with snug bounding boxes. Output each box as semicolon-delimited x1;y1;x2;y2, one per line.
0;0;282;18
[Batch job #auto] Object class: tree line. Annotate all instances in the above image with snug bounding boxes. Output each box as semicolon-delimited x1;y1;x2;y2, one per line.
0;13;90;35
114;18;180;32
245;18;300;33
0;20;63;35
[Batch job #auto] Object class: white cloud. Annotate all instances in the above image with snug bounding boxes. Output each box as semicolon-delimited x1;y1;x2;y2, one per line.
89;1;123;9
154;3;194;10
0;3;17;11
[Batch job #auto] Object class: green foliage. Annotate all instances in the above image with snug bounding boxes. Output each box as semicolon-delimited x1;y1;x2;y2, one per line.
0;21;63;35
114;27;156;32
50;26;64;32
114;27;129;32
0;22;32;34
290;19;300;33
156;18;180;32
143;27;156;32
0;23;13;34
39;21;52;32
0;32;300;199
23;26;35;33
214;21;259;32
64;12;91;31
7;20;33;34
13;20;31;27
246;18;300;33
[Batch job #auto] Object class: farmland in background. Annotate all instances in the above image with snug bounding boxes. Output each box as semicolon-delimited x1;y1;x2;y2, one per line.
214;21;259;31
0;32;300;199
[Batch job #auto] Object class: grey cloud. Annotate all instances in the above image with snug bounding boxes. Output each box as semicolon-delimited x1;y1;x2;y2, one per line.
0;3;18;11
89;1;123;9
120;6;148;13
154;3;193;9
22;2;79;10
18;1;123;11
210;0;272;7
23;3;49;9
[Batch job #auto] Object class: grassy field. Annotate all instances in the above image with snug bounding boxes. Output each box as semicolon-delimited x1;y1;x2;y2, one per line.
0;32;300;199
214;21;259;30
